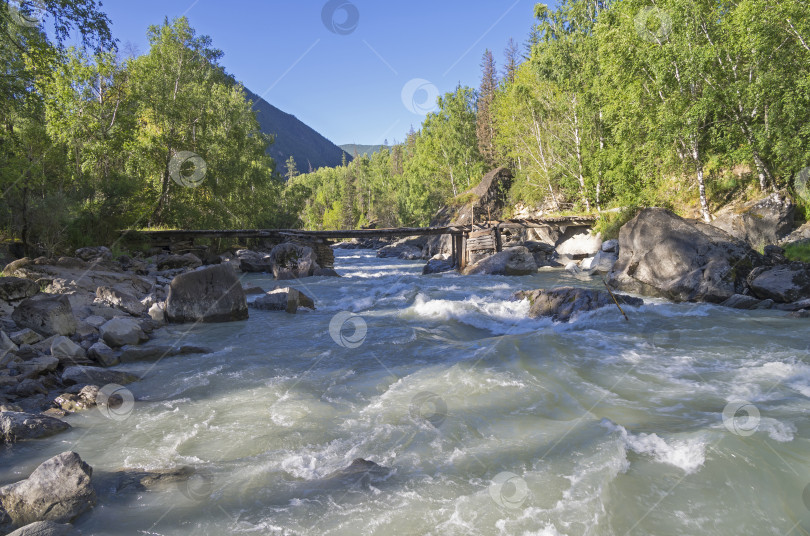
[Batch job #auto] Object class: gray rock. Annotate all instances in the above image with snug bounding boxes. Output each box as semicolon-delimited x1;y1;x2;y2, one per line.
565;261;582;275
6;520;80;536
10;329;42;346
712;191;795;247
241;285;266;295
250;287;315;312
422;259;455;275
0;452;95;531
312;267;341;277
147;303;165;323
75;246;111;262
87;342;118;367
50;337;86;362
54;386;99;413
165;265;248;323
516;287;643;322
555;228;602;257
0;412;70;443
12;295;77;336
17;356;59;379
99;318;145;347
12;379;48;397
523;241;557;267
748;263;810;303
588;250;618;274
1;331;19;355
607;208;764;303
463;247;537;276
61;366;138;386
720;294;765;310
780;222;810;246
94;287;147;316
81;315;107;328
239;256;274;273
323;458;390;483
269;243;319;280
601;239;619;253
0;277;40;303
156;253;201;271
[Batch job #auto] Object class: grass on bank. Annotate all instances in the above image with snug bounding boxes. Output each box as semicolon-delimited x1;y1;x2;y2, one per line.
785;242;810;263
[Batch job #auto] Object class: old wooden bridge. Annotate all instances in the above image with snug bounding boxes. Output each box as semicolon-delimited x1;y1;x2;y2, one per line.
122;215;596;270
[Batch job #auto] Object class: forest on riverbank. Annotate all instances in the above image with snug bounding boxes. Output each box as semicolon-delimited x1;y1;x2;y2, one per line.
291;0;810;232
2;1;810;254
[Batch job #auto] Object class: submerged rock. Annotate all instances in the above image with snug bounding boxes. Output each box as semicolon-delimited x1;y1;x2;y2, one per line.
516;287;643;322
0;452;95;532
165;265;248;323
607;208;763;303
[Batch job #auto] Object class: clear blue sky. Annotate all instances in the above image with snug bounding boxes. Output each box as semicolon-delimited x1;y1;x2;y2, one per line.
94;0;541;146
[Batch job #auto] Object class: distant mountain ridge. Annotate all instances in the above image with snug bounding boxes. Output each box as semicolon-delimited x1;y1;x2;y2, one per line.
244;88;350;175
340;144;389;157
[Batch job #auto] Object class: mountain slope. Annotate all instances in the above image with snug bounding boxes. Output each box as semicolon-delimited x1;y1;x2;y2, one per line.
244;88;350;175
340;144;389;157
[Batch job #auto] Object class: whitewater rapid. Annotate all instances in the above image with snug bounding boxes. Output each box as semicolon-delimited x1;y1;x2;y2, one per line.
2;250;809;535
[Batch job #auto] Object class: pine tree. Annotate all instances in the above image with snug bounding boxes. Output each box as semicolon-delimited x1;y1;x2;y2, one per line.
503;38;520;84
285;156;298;181
476;49;498;167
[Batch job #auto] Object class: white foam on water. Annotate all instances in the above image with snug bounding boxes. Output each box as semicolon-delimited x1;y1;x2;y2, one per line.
402;293;544;334
601;420;706;474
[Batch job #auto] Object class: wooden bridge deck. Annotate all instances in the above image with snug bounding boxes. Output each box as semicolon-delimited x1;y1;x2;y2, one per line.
122;215;596;241
121;215;597;271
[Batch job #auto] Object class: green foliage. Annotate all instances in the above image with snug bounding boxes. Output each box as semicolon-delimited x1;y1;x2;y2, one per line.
784;242;810;263
593;207;640;240
0;12;296;252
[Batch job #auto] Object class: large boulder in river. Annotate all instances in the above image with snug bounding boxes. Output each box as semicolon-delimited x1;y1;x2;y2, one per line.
1;412;70;443
463;247;537;276
0;452;95;532
607;208;764;303
516;287;643;322
269;243;319;280
747;263;810;303
12;295;77;336
712;191;795;247
165;265;248;323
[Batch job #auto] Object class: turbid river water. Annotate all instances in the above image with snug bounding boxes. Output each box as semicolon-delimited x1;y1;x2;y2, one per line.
2;250;810;535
